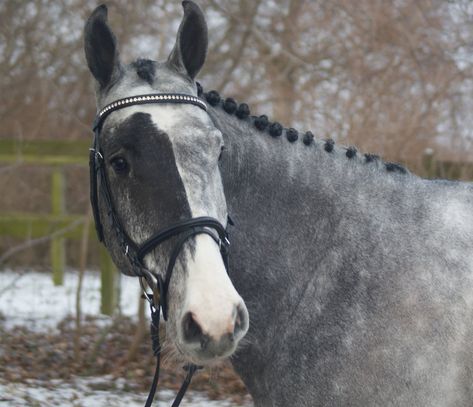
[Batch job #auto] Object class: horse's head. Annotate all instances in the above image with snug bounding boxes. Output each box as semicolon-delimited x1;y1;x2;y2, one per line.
84;1;248;365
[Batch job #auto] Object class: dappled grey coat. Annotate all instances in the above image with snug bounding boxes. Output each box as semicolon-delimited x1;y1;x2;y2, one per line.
213;101;473;406
84;1;473;406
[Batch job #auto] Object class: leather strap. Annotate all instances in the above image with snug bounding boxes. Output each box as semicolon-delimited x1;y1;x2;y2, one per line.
137;216;227;261
89;92;232;407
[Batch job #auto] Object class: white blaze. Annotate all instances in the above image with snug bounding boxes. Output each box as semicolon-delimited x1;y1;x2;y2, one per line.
144;104;245;338
182;234;243;338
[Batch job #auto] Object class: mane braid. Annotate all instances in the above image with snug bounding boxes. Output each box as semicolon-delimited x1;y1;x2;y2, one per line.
197;83;408;176
346;147;357;159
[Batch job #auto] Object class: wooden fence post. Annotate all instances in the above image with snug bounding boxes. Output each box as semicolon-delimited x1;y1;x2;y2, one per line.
422;148;436;179
51;166;65;285
99;245;117;316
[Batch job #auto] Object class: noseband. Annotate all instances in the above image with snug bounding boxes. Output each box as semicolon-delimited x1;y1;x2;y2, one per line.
89;92;232;406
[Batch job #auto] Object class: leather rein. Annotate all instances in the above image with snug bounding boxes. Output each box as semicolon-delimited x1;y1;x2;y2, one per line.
89;92;232;406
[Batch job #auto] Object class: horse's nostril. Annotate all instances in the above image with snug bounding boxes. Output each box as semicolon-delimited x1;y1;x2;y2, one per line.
233;303;247;337
200;335;210;350
226;332;235;343
182;312;203;344
182;304;248;356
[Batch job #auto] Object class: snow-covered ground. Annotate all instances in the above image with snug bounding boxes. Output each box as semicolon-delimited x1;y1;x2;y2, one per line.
0;376;243;407
0;269;140;331
0;269;252;407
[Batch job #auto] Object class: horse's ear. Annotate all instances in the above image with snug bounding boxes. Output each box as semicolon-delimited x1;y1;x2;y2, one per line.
84;4;121;88
167;1;208;80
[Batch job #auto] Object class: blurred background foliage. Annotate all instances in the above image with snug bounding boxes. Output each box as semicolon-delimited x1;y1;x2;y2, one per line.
1;0;473;268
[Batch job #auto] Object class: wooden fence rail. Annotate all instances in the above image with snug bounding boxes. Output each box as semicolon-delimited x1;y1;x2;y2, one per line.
0;138;117;315
2;140;472;316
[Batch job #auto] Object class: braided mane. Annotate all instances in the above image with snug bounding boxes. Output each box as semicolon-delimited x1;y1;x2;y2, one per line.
197;83;407;175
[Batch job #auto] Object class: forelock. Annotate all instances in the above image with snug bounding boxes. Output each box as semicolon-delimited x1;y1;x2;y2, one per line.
131;58;156;85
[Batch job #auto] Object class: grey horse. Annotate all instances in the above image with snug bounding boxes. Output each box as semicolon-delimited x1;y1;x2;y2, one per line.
84;2;473;406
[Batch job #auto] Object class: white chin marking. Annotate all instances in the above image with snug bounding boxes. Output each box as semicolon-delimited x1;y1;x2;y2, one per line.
183;234;242;339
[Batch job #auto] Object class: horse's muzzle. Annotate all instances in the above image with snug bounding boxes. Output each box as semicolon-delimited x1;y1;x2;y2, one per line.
180;301;249;362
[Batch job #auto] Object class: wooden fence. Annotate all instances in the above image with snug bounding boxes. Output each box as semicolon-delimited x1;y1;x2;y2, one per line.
422;149;473;180
1;140;472;315
0;138;117;315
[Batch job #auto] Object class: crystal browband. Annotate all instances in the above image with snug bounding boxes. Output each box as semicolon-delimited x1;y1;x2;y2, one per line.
96;93;207;123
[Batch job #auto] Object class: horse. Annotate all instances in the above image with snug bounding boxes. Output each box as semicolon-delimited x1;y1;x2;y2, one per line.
84;2;473;406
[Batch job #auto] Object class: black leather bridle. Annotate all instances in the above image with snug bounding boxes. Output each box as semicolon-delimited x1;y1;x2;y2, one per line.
89;92;232;406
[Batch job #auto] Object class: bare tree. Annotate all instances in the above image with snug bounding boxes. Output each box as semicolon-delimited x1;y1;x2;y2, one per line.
2;0;473;266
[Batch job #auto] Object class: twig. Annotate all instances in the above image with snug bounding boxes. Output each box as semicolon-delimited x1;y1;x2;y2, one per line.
215;1;261;91
125;292;147;364
0;217;85;266
208;0;313;70
74;208;92;362
0;218;85;296
85;319;116;375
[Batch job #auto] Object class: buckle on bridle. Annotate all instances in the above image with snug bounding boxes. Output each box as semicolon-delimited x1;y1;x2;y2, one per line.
140;273;162;309
89;148;103;160
224;236;230;246
218;235;230;251
140;276;154;305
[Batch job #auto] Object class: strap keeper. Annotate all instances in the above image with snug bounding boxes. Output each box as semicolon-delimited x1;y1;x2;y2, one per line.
89;148;103;160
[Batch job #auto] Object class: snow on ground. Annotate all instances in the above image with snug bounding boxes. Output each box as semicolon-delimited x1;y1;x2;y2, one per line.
0;375;247;407
0;269;141;331
0;269;253;407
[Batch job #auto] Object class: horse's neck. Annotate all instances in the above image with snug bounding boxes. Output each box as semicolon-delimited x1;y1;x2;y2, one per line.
210;105;404;236
208;106;419;402
212;107;335;213
209;105;414;325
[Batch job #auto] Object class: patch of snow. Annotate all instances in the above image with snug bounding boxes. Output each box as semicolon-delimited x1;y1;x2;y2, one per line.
0;269;141;331
0;270;253;406
0;375;250;406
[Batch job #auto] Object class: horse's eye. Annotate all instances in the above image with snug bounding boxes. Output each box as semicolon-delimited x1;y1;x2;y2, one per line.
219;146;225;161
110;156;129;174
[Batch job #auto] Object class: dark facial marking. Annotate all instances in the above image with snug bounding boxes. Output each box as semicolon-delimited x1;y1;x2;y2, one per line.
105;112;192;234
132;58;156;85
